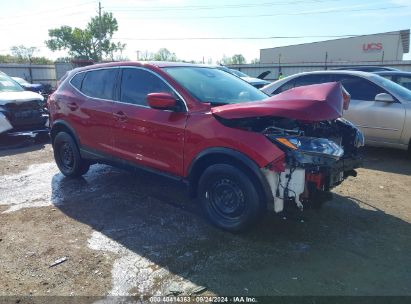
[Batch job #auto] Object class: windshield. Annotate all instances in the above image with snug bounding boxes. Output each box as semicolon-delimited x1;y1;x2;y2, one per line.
163;67;268;105
13;77;30;85
371;75;411;101
0;74;24;92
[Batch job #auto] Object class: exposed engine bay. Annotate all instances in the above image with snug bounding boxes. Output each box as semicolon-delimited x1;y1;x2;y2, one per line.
216;115;364;217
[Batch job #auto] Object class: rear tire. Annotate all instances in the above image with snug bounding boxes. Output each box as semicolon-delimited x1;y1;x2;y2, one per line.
53;132;90;177
198;164;264;232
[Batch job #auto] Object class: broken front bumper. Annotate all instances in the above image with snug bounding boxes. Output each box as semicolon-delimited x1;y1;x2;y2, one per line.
262;154;362;214
0;112;49;139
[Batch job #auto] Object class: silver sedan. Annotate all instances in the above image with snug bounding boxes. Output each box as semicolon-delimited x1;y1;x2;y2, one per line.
261;70;411;151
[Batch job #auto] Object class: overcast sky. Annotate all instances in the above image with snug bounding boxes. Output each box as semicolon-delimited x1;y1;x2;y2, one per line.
1;0;410;63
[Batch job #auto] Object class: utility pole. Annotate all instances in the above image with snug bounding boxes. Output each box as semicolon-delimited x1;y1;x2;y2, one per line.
325;51;328;70
98;1;102;62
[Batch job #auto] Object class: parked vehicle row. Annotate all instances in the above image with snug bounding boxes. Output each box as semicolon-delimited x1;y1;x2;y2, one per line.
48;62;363;231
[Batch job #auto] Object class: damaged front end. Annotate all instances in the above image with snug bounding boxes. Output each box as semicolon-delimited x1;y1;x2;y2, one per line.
212;82;364;217
0;98;49;138
262;117;364;216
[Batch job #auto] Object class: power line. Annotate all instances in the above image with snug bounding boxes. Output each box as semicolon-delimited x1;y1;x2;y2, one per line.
0;1;95;20
107;0;344;12
112;33;405;41
123;5;408;20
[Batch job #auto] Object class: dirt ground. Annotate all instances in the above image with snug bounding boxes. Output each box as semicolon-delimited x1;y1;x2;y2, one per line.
0;140;411;298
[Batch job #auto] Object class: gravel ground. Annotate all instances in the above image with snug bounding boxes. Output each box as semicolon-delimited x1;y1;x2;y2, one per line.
0;141;411;298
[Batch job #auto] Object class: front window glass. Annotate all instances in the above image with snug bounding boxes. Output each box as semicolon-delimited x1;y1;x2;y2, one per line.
163;67;268;105
334;75;385;101
120;68;173;106
371;75;411;101
397;76;411;91
0;74;24;92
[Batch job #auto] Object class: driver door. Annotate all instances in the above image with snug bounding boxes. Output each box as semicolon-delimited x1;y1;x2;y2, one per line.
335;75;405;144
111;67;188;176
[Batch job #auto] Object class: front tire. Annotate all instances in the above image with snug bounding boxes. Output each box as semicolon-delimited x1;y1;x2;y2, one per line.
53;132;90;177
198;164;264;232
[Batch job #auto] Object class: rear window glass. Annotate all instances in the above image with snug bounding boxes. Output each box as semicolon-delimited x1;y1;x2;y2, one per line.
81;69;118;100
70;72;85;90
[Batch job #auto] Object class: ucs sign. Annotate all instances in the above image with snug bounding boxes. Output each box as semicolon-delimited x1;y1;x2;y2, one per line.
363;43;383;52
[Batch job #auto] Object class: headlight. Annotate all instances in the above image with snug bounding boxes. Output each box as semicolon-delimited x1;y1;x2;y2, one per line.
271;136;344;165
354;129;365;148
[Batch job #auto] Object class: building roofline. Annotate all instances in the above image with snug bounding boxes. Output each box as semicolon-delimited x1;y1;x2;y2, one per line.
260;29;410;54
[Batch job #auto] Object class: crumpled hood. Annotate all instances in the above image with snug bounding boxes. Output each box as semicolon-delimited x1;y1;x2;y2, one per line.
0;91;44;106
212;82;344;122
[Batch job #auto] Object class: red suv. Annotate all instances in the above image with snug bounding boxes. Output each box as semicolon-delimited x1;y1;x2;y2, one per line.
49;62;363;232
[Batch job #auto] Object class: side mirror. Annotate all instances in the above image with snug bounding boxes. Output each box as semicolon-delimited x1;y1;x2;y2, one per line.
375;93;395;103
147;92;177;110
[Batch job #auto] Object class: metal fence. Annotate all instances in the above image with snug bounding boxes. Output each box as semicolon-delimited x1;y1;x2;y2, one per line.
2;60;411;88
0;63;57;87
228;60;411;81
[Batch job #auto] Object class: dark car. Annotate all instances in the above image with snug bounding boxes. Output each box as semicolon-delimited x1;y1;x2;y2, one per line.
216;66;271;88
0;72;48;137
12;77;54;102
374;71;411;90
12;77;44;93
332;66;399;72
49;62;363;232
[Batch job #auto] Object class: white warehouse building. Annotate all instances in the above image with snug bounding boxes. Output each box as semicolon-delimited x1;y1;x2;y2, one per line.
260;30;410;64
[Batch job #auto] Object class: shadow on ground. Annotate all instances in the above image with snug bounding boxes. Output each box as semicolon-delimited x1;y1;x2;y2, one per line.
362;147;410;175
51;164;411;296
0;134;50;156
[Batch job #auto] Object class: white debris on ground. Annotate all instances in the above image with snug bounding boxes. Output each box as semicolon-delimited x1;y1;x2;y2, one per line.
0;162;62;213
1;162;201;296
88;231;198;296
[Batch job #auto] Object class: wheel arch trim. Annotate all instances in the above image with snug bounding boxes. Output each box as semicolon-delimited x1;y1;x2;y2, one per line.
187;147;274;206
50;119;80;146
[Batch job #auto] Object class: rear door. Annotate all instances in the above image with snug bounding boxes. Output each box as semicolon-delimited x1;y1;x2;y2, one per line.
71;68;119;155
333;74;405;143
111;67;187;176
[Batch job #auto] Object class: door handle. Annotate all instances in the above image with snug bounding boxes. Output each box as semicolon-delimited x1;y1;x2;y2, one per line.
67;102;78;111
113;111;128;122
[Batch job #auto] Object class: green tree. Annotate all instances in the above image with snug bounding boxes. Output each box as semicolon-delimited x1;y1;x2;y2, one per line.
231;54;246;64
45;12;125;61
10;45;38;62
153;48;178;61
219;54;232;65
